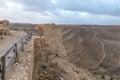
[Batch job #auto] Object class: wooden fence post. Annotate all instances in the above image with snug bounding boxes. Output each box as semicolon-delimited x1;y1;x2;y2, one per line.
29;32;32;39
15;43;18;62
1;56;5;80
30;32;32;39
28;32;31;41
21;38;24;51
25;36;28;44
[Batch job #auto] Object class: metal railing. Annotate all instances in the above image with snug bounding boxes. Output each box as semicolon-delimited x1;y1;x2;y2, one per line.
0;32;32;80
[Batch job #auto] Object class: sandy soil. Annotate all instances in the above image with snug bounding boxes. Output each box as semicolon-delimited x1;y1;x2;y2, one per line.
0;30;26;54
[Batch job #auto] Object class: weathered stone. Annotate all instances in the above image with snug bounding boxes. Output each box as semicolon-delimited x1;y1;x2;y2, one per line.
0;20;10;38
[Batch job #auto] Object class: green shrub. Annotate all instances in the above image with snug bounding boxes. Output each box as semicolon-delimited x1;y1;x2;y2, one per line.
110;77;113;80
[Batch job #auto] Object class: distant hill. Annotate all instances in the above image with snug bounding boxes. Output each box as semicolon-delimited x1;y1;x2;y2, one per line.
10;23;37;30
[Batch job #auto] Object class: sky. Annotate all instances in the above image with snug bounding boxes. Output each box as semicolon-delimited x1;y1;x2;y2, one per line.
0;0;120;25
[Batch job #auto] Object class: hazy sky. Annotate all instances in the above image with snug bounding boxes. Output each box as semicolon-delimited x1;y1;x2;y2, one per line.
0;0;120;24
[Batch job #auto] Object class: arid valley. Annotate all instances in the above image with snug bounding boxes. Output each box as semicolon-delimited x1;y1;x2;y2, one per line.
1;22;120;80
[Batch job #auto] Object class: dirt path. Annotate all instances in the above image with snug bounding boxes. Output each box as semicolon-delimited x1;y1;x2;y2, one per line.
91;27;106;66
0;30;26;54
5;36;38;80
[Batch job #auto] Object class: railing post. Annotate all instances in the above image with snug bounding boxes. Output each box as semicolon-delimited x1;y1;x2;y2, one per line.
28;32;32;41
29;32;32;39
21;38;24;51
1;56;5;80
15;43;18;62
0;65;2;72
25;36;28;44
28;32;30;41
30;32;32;39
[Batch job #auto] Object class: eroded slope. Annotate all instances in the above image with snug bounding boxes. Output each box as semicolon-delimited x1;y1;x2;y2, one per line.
34;24;100;80
62;26;120;79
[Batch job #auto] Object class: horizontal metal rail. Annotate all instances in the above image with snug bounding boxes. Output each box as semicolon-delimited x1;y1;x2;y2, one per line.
0;31;32;80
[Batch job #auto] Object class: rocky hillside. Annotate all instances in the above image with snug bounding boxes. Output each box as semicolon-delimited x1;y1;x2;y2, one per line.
33;24;100;80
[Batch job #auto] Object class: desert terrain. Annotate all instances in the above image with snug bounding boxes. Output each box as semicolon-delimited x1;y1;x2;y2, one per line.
0;23;120;80
33;24;120;80
62;25;120;79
